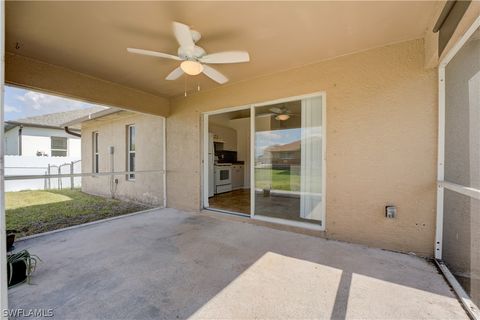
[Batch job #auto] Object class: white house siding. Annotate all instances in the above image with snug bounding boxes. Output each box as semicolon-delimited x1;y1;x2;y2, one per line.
5;126;81;157
81;113;164;207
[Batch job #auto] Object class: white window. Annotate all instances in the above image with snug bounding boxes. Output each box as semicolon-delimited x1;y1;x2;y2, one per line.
51;136;68;157
93;132;99;174
127;125;135;180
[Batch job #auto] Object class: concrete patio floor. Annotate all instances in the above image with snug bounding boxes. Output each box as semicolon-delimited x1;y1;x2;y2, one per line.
9;208;467;319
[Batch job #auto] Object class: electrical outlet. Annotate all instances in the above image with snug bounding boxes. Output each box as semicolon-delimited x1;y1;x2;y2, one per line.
385;206;396;218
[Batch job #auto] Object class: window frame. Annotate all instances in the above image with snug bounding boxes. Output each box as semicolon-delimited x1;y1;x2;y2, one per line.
50;136;68;157
126;124;136;181
93;131;99;174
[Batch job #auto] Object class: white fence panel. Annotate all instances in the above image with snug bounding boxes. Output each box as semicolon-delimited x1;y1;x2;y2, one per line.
5;155;81;192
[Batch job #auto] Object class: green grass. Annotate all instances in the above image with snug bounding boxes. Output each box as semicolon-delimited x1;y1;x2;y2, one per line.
6;189;151;237
255;168;300;191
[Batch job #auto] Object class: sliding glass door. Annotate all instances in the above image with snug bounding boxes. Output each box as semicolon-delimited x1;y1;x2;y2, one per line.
252;95;325;227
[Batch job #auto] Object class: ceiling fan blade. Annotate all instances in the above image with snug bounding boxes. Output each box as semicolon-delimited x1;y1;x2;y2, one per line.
199;51;250;64
202;65;228;84
173;21;195;48
165;67;184;80
269;107;283;114
127;48;181;60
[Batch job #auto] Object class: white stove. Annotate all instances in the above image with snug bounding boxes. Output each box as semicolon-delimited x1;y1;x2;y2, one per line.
214;163;232;194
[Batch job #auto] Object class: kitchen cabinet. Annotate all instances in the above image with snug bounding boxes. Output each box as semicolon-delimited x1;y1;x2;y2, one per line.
232;165;244;189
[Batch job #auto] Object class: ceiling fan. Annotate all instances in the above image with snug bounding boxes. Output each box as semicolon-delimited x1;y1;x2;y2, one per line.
259;106;298;121
127;22;250;84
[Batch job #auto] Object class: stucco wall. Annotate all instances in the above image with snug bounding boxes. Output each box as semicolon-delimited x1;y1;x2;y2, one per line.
81;113;165;206
166;39;437;256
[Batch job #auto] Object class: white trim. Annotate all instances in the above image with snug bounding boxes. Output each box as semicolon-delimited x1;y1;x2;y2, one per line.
438;181;480;200
92;131;99;174
250;105;255;218
162;117;167;208
435;260;480;320
252;215;324;231
0;0;7;315
322;93;327;230
201;91;327;232
250;91;327;231
251;91;326;108
435;16;480;260
435;66;445;260
62;107;123;127
126;124;136;181
202;113;209;208
440;15;480;67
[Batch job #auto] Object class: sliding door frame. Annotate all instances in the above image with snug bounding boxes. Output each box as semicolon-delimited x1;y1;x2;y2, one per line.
202;91;327;232
202;104;252;210
250;92;327;231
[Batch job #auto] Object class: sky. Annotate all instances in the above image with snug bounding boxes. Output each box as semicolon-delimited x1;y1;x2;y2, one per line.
4;86;104;121
256;128;301;157
255;126;322;157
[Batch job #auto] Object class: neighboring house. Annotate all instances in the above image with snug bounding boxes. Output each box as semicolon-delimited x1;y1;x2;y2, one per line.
4;107;105;157
64;108;165;206
263;140;301;169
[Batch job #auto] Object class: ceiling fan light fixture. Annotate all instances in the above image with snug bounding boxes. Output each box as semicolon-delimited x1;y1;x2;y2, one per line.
275;114;290;121
181;60;203;75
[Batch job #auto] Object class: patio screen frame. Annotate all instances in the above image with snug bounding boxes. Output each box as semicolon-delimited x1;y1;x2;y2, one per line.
201;91;327;232
435;14;480;260
435;14;480;319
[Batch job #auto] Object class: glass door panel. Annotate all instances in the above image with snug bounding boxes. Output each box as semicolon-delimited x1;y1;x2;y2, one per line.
253;96;324;225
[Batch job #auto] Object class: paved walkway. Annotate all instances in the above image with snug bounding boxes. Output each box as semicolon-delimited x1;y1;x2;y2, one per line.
9;208;467;319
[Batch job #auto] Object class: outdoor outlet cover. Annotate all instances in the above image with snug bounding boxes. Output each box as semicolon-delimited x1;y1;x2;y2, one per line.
385;206;396;218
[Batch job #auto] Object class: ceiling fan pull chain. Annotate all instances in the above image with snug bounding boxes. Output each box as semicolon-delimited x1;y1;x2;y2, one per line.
184;76;187;97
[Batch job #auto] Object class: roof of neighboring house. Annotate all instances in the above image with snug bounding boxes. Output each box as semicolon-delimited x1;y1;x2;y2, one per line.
5;106;107;131
61;107;124;127
266;140;301;152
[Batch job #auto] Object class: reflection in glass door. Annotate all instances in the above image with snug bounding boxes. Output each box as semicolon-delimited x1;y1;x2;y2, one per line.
253;96;324;226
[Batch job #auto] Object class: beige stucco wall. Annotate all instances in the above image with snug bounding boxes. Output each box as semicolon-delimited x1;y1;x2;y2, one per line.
81;112;165;206
166;39;437;256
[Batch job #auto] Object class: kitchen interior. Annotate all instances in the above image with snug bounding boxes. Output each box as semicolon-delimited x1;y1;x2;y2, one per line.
207;97;323;225
208;109;251;215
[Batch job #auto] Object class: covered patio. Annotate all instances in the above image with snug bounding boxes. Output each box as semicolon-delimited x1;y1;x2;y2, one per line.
1;1;480;318
9;209;466;319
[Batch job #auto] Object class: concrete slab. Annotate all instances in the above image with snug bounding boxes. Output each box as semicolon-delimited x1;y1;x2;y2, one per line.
9;209;467;319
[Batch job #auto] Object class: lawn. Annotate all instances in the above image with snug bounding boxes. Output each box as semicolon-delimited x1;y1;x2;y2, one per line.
6;189;151;237
255;168;300;191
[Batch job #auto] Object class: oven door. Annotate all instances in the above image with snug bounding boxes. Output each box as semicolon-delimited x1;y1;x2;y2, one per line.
215;167;231;185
